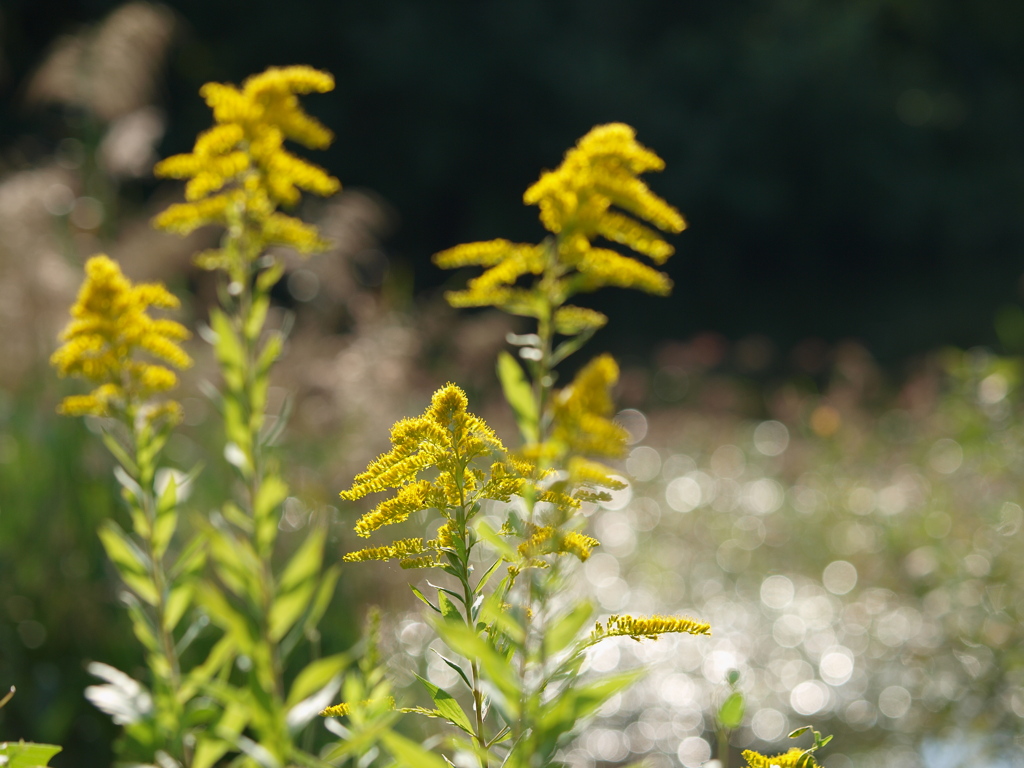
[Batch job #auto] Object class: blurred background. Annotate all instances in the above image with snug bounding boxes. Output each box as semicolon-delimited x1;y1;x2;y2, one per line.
0;1;1023;767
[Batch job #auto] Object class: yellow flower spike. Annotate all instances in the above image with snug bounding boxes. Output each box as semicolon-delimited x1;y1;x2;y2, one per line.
320;696;397;718
741;748;819;768
51;255;192;420
435;123;685;313
518;525;600;563
154;65;340;272
342;538;429;563
552;305;608;336
540;354;629;474
353;481;433;538
590;614;711;643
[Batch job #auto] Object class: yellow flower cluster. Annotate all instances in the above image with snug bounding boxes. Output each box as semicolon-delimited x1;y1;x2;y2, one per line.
741;748;819;768
342;521;458;570
51;255;192;420
434;123;685;322
320;697;396;718
340;384;533;561
153;65;340;270
590;614;711;643
517;525;600;563
524;354;628;504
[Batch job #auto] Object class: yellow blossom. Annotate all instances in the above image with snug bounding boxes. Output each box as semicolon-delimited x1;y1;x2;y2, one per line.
741;748;819;768
520;354;628;505
341;384;534;566
153;65;340;271
320;697;396;718
517;525;600;562
590;614;711;643
51;255;192;419
434;123;685;315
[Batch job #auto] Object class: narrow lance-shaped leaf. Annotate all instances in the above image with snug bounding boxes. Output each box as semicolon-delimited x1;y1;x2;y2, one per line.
286;653;350;709
497;350;539;442
413;674;475;735
544;600;594;657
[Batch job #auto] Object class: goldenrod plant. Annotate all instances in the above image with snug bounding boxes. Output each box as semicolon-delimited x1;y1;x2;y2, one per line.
51;254;203;765
53;66;347;768
325;124;713;768
151;65;345;768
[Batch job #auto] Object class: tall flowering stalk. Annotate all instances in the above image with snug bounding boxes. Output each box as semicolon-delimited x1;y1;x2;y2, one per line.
150;65;345;768
51;255;202;765
326;124;710;768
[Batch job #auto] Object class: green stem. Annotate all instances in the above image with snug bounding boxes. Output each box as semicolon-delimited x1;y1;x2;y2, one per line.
128;408;190;767
516;241;562;764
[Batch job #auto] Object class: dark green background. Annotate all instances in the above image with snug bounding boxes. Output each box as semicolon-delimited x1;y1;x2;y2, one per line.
6;0;1024;364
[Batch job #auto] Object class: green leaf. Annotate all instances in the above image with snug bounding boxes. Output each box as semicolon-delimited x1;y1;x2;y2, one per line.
413;674;474;735
170;534;207;580
479;591;524;644
255;260;286;293
207;524;258;598
178;636;236;703
431;650;472;691
256;333;284;378
191;737;230;768
437;590;463;624
433;620;518;717
195;584;256;654
221;500;253;533
254;475;288;551
475;558;505;593
410;585;441;614
497;351;538;442
380;730;451;768
100;430;137;477
474;520;518;562
286;653;350;709
151;508;178;562
544;600;594;656
718;691;745;730
789;726;812;739
538;669;644;739
246;293;270;342
260;393;293;448
302;564;340;634
209;309;244;371
121;595;160;652
98;521;148;575
163;583;194;632
550;326;598;368
278;527;326;594
269;581;317;642
0;742;62;768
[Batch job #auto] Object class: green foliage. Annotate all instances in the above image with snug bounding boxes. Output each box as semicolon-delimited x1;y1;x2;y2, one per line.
0;741;62;768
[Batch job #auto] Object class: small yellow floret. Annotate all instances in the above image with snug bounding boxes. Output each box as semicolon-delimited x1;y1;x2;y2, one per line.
51;255;192;419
